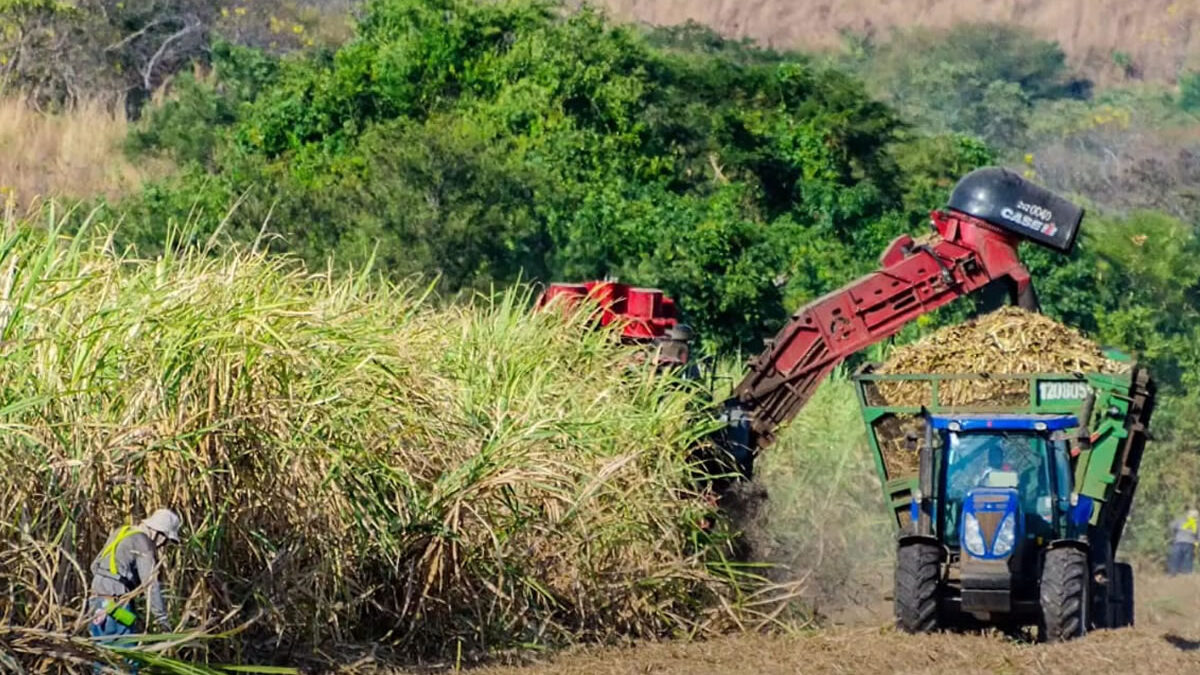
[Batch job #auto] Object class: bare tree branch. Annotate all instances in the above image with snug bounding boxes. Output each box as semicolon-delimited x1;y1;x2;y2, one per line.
141;21;201;92
105;18;168;53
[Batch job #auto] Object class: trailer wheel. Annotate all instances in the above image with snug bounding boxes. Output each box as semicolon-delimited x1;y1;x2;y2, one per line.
1113;562;1135;628
1040;547;1089;642
895;541;941;633
1089;541;1116;630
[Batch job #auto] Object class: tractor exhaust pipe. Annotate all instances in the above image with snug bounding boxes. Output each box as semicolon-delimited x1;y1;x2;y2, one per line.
917;409;935;537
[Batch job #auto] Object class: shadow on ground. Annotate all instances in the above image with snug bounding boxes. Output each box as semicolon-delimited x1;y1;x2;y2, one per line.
1165;634;1200;651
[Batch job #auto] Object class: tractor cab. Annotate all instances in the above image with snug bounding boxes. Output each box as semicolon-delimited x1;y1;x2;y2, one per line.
921;414;1093;619
932;414;1081;551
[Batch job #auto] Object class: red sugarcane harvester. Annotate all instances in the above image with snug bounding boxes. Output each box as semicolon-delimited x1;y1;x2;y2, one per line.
537;281;695;370
540;167;1084;477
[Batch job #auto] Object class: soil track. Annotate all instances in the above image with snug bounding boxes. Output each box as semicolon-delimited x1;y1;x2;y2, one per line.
473;571;1200;674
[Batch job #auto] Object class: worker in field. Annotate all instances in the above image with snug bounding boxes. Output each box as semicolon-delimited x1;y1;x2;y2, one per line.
1168;508;1200;575
88;508;182;670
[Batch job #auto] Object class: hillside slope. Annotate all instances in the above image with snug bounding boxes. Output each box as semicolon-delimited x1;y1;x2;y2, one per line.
599;0;1200;83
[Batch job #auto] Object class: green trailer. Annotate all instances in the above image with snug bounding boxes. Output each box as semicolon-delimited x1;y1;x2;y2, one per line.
851;351;1155;640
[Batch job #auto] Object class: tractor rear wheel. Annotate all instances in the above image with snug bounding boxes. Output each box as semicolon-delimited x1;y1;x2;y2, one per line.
895;540;942;633
1040;547;1089;642
1113;562;1135;628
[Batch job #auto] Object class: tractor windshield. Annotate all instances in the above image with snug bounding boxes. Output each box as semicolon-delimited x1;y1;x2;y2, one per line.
942;431;1056;546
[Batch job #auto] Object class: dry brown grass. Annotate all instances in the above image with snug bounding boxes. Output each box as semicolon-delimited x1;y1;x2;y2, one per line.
598;0;1200;84
0;97;167;210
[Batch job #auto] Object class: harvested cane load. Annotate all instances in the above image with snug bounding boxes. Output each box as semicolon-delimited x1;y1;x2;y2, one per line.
869;307;1128;477
873;307;1128;408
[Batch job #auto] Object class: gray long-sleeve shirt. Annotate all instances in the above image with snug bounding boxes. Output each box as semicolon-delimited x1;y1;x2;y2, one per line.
1171;517;1200;545
90;527;169;629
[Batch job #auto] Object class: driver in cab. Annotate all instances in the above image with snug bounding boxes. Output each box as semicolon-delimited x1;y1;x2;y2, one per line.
980;444;1020;489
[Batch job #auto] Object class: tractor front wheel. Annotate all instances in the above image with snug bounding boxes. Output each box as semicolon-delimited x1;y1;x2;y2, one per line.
895;540;942;633
1040;547;1089;642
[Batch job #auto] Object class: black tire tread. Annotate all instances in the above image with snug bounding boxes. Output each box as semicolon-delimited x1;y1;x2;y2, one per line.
1041;547;1089;642
895;542;941;633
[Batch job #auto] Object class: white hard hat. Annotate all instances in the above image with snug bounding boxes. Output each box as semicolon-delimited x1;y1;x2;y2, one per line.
141;508;182;543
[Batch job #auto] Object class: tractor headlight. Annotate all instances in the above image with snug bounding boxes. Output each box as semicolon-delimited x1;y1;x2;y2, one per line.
992;512;1017;556
963;512;985;556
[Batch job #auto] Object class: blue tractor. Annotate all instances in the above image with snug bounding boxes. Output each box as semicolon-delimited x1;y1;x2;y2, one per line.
897;413;1128;639
854;366;1154;641
918;415;1098;630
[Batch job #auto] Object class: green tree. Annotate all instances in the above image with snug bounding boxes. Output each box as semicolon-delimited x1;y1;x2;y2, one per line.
126;42;280;167
849;23;1089;147
1180;71;1200;112
122;0;928;351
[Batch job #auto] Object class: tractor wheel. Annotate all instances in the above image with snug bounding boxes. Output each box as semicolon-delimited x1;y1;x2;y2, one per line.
1040;547;1089;642
895;541;942;634
1113;562;1135;628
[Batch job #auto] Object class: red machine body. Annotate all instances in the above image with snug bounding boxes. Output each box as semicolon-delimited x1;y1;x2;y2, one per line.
538;210;1037;451
538;281;679;340
729;209;1036;450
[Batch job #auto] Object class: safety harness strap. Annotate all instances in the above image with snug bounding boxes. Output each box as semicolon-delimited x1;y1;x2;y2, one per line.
100;525;136;576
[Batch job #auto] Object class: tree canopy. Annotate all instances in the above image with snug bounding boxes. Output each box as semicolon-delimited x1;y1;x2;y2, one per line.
120;0;986;351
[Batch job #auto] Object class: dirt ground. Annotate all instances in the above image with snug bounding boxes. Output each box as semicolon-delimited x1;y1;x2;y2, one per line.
468;571;1200;675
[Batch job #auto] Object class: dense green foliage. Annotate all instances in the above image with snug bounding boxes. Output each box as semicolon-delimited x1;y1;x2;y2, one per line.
1180;71;1200;113
843;23;1090;148
117;0;1000;352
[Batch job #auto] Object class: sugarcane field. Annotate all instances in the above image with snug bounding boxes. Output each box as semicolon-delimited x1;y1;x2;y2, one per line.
6;1;1200;673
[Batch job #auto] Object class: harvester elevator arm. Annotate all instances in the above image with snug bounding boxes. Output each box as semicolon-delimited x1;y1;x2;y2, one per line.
725;209;1038;452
